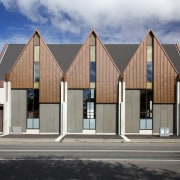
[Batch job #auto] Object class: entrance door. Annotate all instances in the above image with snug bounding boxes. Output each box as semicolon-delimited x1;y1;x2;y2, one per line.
0;105;3;132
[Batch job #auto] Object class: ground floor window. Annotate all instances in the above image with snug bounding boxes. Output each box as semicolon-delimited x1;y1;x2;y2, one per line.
140;89;153;130
27;118;39;129
83;118;95;129
140;119;152;129
83;89;96;130
27;89;39;129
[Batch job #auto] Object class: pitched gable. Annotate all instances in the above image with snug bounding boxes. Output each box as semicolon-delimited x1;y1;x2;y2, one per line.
123;33;148;89
39;35;63;103
7;30;63;102
96;33;120;103
8;34;34;88
65;32;91;88
153;32;177;103
123;29;177;103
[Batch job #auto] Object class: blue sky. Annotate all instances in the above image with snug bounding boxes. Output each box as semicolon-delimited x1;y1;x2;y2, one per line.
0;0;180;51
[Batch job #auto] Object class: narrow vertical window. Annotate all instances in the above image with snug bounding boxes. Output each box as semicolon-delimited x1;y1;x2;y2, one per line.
90;45;96;88
27;89;39;129
140;90;152;130
147;61;152;82
146;35;153;89
34;46;40;88
83;89;96;129
90;62;96;82
34;62;39;82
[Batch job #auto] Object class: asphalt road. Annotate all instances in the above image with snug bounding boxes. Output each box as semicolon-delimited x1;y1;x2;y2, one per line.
0;142;179;179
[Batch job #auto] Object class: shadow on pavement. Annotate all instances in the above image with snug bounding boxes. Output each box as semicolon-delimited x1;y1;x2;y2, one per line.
0;157;179;180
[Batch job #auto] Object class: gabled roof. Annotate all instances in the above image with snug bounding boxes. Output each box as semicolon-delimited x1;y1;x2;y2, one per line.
0;44;25;80
105;44;139;72
162;44;180;73
48;44;81;72
0;43;180;81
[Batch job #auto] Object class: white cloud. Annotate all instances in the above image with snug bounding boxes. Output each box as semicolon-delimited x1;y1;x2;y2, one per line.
0;33;29;51
0;0;180;44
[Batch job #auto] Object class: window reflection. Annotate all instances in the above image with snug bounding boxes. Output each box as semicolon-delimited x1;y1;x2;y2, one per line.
27;89;39;129
34;62;39;82
83;89;96;129
90;62;96;82
147;61;152;82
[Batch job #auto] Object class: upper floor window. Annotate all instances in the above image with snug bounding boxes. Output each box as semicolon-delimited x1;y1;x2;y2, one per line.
34;45;40;88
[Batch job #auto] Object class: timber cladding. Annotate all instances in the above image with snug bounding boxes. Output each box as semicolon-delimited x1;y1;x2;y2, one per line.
65;37;90;89
123;36;147;89
39;38;63;103
123;31;177;104
8;37;34;88
153;38;177;103
66;31;121;103
8;31;63;103
96;37;120;103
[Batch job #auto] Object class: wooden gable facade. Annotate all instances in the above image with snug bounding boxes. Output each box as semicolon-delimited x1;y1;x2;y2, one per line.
8;34;34;89
65;30;120;103
7;31;63;103
153;34;177;103
65;33;90;89
123;30;178;103
96;33;120;103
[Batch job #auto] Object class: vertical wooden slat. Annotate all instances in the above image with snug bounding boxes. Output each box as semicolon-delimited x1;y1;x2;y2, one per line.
96;37;120;103
66;38;90;89
39;38;63;103
153;37;177;103
123;38;147;89
8;37;34;88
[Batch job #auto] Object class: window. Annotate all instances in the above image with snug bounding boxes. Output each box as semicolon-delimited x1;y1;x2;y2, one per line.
140;89;152;130
90;62;96;82
90;45;95;62
34;46;39;61
147;61;152;82
83;89;96;129
34;45;39;88
27;89;39;129
83;119;95;129
27;118;39;129
34;62;39;82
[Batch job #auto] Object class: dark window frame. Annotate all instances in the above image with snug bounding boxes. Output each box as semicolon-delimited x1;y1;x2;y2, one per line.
140;89;153;130
27;89;39;129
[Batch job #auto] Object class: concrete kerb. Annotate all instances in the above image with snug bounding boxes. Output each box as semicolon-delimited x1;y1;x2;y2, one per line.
0;134;179;143
129;139;180;143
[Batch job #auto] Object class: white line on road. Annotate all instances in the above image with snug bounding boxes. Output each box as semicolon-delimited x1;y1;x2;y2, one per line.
0;149;179;153
0;158;179;162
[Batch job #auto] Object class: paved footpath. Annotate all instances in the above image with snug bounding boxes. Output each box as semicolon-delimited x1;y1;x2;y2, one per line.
0;134;180;143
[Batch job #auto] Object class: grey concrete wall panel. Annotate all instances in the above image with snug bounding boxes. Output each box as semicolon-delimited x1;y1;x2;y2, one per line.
67;90;83;133
96;105;103;133
40;104;59;133
153;104;173;134
11;90;27;132
96;104;116;133
125;90;140;133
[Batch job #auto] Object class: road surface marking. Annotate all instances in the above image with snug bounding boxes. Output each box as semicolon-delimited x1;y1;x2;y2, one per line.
0;158;179;162
0;149;179;153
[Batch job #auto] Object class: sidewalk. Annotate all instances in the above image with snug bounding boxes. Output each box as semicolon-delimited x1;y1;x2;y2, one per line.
126;135;180;143
0;134;180;143
0;134;59;143
61;135;123;143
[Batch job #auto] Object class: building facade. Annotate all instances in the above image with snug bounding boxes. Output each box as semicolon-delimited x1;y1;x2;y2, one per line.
0;29;180;136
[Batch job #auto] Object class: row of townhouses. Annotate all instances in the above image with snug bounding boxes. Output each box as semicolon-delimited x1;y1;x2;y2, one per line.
0;29;180;137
